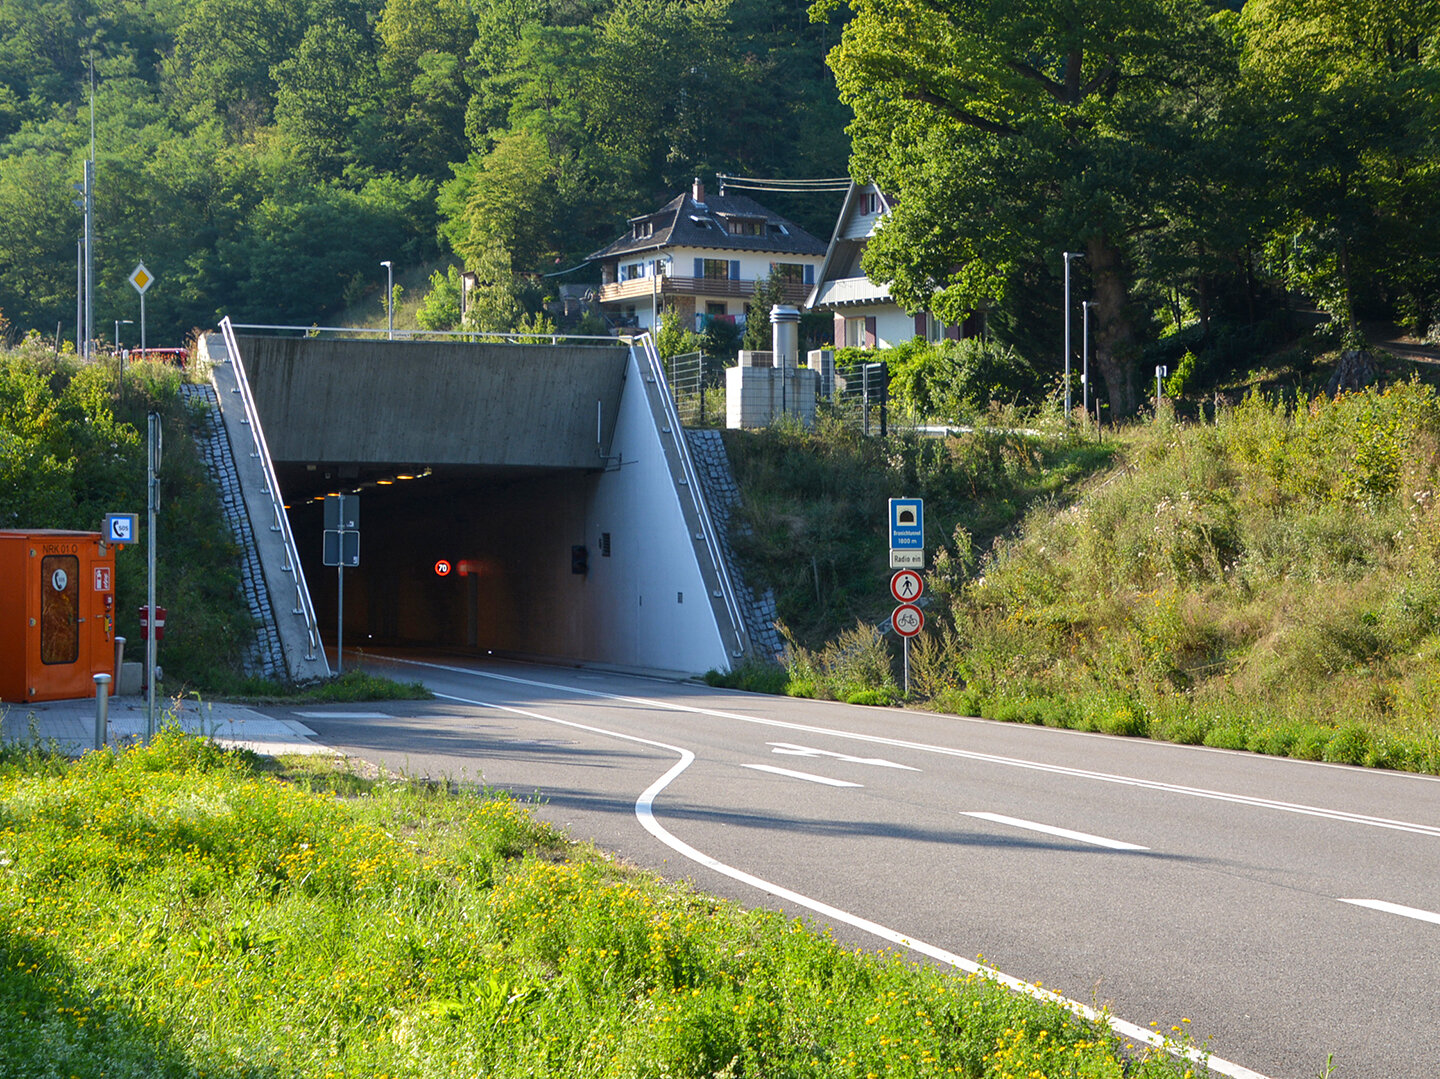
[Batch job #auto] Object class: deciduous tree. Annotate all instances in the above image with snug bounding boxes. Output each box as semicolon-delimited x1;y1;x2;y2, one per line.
817;0;1236;416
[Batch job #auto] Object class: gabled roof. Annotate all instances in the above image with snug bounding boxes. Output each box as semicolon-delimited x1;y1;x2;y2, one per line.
587;187;828;262
806;180;896;310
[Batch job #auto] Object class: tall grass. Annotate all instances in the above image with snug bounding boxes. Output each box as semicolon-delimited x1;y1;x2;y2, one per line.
925;383;1440;772
0;733;1198;1077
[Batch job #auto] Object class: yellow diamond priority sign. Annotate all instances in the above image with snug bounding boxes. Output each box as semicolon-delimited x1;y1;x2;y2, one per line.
129;262;153;294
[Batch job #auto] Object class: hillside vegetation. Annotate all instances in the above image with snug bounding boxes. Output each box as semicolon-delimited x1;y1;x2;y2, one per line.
0;342;258;688
725;369;1440;773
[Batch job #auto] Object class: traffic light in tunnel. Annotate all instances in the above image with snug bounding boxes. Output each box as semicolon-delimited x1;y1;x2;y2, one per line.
571;545;588;575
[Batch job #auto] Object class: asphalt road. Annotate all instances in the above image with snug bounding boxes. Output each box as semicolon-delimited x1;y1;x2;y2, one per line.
268;651;1440;1079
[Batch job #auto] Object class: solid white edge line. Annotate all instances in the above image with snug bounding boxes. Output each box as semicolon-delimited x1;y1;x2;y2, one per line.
965;811;1149;851
399;658;1440;841
433;690;1272;1079
1339;898;1440;926
743;763;863;787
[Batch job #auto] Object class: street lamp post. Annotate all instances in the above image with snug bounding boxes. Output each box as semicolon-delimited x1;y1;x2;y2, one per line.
380;261;394;339
1062;251;1083;417
1081;301;1096;415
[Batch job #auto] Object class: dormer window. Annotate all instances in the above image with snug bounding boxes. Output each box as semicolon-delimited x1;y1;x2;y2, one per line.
630;220;655;239
720;215;765;237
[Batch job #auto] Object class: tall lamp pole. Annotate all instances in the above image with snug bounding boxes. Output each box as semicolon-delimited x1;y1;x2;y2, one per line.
1081;300;1096;415
1062;251;1083;417
381;261;394;339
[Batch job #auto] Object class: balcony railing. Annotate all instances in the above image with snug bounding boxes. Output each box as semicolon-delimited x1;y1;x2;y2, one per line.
598;276;811;305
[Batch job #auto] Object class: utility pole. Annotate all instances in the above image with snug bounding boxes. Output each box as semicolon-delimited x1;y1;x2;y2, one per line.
1062;251;1083;418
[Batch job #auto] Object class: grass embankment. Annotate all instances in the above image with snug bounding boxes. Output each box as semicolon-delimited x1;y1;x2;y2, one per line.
0;733;1199;1078
718;409;1112;701
721;382;1440;774
931;383;1440;772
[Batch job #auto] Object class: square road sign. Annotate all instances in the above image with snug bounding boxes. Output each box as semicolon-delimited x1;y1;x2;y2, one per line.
323;529;360;567
889;498;924;550
104;512;138;544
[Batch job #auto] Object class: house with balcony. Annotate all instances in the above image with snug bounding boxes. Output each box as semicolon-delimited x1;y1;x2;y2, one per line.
586;178;827;334
806;181;983;349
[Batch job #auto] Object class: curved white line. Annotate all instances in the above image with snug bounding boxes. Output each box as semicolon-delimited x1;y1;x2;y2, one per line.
434;691;1271;1079
407;659;1440;840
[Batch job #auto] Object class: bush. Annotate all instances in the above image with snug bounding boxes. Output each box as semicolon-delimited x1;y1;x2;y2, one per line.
782;620;900;703
886;337;1043;421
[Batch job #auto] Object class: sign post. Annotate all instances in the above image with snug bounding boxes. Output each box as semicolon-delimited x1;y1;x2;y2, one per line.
887;501;926;696
145;412;161;741
129;263;153;355
890;570;925;697
323;494;360;674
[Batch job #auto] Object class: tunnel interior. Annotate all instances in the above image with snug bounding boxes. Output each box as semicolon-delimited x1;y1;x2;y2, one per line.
279;460;621;662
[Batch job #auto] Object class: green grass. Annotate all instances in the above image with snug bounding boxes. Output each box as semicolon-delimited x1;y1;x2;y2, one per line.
0;732;1200;1078
918;382;1440;774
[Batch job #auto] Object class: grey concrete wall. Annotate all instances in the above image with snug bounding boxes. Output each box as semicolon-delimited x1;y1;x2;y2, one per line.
236;336;629;467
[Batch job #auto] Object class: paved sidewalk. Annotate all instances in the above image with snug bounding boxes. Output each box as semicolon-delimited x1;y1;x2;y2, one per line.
0;694;331;758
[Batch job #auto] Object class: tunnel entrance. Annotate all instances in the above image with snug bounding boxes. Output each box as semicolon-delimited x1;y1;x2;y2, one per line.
215;331;744;677
280;462;624;662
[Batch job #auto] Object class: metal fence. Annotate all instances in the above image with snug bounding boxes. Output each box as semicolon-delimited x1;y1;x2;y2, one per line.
665;351;725;427
830;359;892;435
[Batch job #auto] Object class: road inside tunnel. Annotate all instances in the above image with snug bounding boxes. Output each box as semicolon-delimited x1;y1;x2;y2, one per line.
277;462;614;663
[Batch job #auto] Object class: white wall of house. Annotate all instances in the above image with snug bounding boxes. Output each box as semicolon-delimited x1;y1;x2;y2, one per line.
617;246;824;331
833;305;924;350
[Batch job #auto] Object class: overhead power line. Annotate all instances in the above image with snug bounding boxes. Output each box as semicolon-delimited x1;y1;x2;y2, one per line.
716;173;853;195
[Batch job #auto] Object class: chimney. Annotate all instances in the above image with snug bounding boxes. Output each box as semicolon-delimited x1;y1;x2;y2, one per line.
692;177;705;203
770;305;801;369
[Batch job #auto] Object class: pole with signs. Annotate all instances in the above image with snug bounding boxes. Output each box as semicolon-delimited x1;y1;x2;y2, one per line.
146;412;161;740
890;570;925;696
323;494;360;673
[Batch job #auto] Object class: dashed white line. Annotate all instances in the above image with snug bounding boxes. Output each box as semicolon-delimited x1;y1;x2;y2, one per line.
400;660;1440;841
743;763;863;787
965;811;1149;851
768;741;920;770
1339;899;1440;926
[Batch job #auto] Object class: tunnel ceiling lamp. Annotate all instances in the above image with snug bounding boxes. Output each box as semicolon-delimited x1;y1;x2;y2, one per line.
377;478;394;485
396;473;414;480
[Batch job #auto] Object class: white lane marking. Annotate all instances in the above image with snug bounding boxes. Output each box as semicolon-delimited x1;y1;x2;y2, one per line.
964;811;1149;851
390;657;1440;842
743;763;863;787
1339;899;1440;926
768;741;920;770
431;689;1271;1079
294;711;391;719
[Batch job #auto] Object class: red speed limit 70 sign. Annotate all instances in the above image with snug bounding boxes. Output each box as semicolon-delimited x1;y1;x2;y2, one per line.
891;603;924;637
434;559;452;576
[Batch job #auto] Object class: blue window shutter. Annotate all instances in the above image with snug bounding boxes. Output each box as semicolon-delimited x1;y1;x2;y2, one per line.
729;260;740;280
804;264;815;285
694;257;703;277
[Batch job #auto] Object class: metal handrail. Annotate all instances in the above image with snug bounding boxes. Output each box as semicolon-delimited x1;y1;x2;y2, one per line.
636;333;749;658
218;317;329;670
230;322;620;345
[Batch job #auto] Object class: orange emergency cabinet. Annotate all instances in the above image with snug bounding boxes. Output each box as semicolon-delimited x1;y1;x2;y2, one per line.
0;530;117;703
